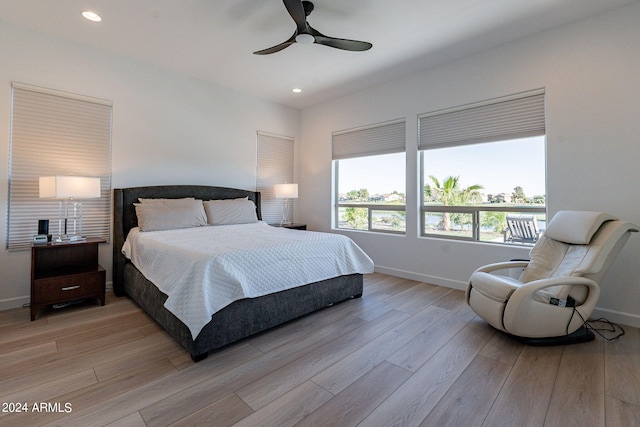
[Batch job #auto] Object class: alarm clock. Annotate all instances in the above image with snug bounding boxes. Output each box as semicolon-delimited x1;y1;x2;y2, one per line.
33;234;48;244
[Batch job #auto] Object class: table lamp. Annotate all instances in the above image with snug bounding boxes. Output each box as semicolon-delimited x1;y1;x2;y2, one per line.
274;183;298;225
39;176;101;242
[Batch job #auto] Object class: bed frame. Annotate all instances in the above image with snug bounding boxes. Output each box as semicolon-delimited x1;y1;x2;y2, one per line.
113;185;363;362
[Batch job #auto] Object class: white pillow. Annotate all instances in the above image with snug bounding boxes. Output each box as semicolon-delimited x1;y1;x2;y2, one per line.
204;199;258;225
135;199;207;231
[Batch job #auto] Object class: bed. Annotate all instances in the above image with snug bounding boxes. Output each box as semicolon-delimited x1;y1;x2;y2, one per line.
113;185;370;362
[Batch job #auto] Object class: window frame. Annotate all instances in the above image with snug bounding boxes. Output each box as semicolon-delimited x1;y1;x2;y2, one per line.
418;90;547;244
332;119;407;235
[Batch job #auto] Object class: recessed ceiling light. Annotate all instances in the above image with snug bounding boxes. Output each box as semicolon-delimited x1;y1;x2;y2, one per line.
292;88;302;93
81;11;102;22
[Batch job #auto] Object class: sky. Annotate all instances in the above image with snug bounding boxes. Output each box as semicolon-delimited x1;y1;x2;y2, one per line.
338;136;546;197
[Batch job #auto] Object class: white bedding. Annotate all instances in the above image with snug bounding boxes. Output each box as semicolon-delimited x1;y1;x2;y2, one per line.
122;221;374;339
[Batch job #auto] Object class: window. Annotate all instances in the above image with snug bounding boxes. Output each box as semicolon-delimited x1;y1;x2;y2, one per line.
333;120;406;234
419;90;546;243
256;132;294;224
7;83;112;250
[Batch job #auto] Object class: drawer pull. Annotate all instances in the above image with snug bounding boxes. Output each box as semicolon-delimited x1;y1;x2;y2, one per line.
61;286;80;291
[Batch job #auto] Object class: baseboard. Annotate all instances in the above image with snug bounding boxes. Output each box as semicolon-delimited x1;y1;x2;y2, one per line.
592;307;640;329
0;295;30;312
373;265;467;291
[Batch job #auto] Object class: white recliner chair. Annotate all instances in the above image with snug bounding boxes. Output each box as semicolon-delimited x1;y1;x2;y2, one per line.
467;211;638;344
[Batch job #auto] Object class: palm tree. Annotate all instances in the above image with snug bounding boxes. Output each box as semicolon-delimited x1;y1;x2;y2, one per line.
512;186;527;204
425;175;483;231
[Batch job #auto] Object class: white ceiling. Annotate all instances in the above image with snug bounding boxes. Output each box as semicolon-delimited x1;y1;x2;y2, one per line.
0;0;633;109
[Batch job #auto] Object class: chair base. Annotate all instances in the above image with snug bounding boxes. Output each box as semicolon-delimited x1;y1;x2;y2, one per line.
508;325;595;346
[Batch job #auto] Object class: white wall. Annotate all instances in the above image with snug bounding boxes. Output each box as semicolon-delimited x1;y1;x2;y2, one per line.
0;22;299;310
299;3;640;326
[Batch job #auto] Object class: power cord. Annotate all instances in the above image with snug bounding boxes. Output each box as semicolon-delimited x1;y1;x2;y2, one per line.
568;306;625;341
586;317;625;341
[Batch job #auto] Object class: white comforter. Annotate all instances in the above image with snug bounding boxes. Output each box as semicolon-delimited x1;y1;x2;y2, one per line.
122;221;374;339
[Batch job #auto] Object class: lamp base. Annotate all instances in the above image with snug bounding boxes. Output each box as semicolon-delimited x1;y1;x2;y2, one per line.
54;234;86;243
280;197;293;225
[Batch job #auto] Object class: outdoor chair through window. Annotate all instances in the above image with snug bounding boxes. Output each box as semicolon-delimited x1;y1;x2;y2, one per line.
504;214;540;244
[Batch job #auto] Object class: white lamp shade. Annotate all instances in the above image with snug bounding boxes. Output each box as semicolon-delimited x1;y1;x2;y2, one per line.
39;176;101;199
274;183;298;199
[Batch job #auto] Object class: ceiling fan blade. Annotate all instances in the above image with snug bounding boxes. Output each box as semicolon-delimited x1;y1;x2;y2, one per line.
308;26;372;52
253;32;296;55
283;0;307;34
253;41;295;55
314;36;372;51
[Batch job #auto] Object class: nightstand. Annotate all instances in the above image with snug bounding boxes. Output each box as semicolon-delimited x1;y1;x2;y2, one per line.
30;237;106;320
271;223;307;230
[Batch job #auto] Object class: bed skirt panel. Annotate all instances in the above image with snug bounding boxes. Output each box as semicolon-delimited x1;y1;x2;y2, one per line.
124;263;363;359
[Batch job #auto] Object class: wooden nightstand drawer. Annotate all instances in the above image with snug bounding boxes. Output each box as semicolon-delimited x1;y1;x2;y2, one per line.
32;268;105;303
30;238;106;320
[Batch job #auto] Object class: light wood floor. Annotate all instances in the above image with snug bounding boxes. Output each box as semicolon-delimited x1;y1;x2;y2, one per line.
1;273;639;426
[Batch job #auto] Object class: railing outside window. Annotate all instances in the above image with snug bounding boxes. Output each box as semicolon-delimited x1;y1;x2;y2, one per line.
422;205;546;244
335;203;545;242
337;204;406;234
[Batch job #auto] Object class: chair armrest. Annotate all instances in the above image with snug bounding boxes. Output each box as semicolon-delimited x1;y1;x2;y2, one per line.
466;261;530;303
510;276;598;297
503;276;600;336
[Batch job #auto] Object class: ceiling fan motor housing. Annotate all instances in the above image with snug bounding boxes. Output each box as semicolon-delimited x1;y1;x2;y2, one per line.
253;0;372;55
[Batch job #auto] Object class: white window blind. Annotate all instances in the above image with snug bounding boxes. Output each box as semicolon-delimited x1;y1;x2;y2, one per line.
332;119;406;160
7;83;112;250
256;132;294;224
418;89;545;150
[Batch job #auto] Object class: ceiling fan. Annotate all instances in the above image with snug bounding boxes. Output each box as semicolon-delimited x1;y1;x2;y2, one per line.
253;0;373;55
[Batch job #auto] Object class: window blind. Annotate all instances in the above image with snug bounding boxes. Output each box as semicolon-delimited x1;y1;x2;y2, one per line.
418;89;545;150
7;83;112;250
256;132;294;224
332;119;406;160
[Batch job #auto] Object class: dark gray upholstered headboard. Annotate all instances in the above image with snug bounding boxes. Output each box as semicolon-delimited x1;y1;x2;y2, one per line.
113;185;261;296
